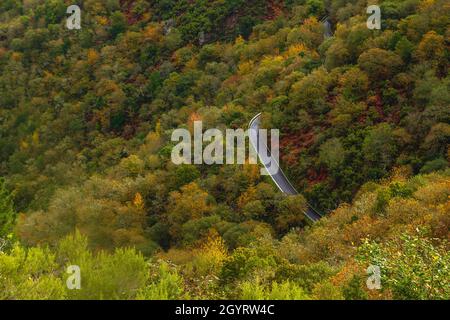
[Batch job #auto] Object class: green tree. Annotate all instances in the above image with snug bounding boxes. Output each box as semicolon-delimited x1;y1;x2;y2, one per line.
240;280;310;300
59;231;149;300
0;244;66;300
275;195;308;233
338;67;369;101
358;233;450;300
358;48;403;81
319;138;346;171
110;11;127;38
0;178;15;238
290;69;331;115
166;182;213;242
415;31;446;64
137;262;185;300
395;37;415;63
362;123;397;177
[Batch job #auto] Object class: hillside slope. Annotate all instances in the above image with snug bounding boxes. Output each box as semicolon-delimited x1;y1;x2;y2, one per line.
0;0;448;300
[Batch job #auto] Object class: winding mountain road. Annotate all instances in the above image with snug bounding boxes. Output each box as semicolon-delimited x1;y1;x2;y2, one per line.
248;113;322;223
247;17;333;223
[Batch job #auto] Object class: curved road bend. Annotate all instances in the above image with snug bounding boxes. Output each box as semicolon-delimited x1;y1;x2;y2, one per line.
248;113;322;223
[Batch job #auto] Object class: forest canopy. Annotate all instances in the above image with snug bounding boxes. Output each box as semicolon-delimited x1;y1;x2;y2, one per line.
0;0;448;300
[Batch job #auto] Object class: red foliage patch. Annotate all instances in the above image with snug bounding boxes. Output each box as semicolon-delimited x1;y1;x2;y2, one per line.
371;92;386;119
120;0;142;25
266;0;284;20
280;130;315;166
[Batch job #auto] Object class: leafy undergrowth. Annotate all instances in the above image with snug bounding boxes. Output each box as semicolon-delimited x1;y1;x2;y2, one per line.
1;170;448;299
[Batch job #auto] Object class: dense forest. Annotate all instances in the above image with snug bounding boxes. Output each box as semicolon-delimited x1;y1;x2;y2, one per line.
0;0;449;299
